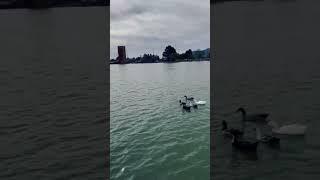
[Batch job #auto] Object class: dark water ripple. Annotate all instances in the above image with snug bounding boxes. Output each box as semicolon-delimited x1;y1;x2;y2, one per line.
111;62;210;180
0;7;107;180
213;1;320;179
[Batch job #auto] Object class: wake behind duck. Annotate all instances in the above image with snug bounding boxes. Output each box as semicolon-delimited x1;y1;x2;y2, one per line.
267;120;307;135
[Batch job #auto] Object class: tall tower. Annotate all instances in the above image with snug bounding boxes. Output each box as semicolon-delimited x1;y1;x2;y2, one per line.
117;46;126;64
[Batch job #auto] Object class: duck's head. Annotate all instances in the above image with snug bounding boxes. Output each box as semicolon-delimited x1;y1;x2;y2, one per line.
236;107;246;115
236;107;245;112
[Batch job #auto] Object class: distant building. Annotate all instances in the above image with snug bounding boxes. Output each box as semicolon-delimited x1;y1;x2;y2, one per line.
117;46;126;64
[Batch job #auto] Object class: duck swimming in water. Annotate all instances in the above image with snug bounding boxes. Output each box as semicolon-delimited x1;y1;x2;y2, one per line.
179;100;186;106
184;95;194;101
231;133;259;151
222;120;244;138
236;107;269;124
182;101;191;111
222;120;258;151
183;105;191;111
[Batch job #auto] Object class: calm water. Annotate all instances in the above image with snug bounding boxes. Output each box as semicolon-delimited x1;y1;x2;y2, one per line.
111;62;210;180
213;0;320;179
0;7;108;179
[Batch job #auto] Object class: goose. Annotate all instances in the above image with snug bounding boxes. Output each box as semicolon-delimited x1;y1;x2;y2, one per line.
222;120;244;138
267;120;307;135
236;107;269;123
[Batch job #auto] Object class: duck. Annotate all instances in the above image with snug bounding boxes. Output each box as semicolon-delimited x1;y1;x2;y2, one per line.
182;102;191;111
193;103;198;108
236;107;269;123
179;100;186;106
231;133;259;151
267;120;307;135
222;120;244;138
184;95;194;101
223;120;258;151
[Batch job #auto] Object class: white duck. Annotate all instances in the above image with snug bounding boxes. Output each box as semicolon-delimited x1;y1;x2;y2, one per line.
268;120;307;135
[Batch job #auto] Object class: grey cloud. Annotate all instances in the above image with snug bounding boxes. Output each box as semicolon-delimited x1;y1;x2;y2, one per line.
111;0;210;58
111;3;148;21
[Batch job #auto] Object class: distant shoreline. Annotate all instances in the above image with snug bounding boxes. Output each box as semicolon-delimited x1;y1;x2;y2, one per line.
109;58;211;65
0;1;108;9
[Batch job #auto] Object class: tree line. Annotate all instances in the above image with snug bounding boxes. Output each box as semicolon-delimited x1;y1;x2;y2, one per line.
111;45;210;64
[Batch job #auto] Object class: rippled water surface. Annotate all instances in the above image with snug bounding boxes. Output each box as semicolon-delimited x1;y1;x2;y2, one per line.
213;1;320;179
111;62;210;180
0;7;108;179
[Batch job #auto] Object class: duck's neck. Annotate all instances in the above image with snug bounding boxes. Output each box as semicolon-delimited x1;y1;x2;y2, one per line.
241;120;245;132
240;110;246;121
256;126;262;141
222;122;227;131
268;120;279;130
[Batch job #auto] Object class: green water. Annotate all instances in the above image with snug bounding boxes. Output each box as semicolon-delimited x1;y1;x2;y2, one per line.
110;62;210;180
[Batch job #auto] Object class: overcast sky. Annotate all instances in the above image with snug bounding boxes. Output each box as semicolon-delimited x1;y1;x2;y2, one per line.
110;0;210;59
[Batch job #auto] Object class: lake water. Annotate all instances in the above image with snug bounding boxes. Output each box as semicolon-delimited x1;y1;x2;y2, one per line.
213;0;320;179
0;7;108;179
111;62;210;180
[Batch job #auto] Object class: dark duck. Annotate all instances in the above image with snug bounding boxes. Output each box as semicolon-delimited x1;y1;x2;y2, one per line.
222;120;244;138
188;96;198;108
179;100;186;106
185;95;194;101
182;96;191;111
183;104;191;111
236;107;269;124
236;107;280;146
222;120;258;151
231;133;259;151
